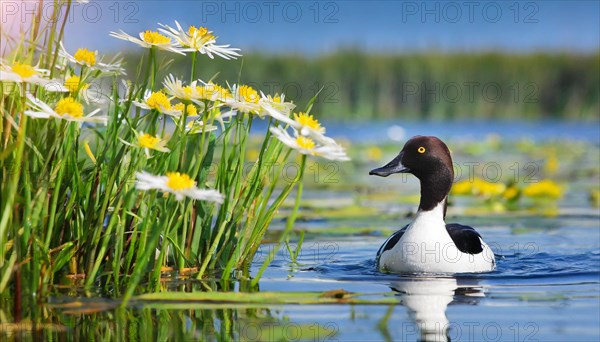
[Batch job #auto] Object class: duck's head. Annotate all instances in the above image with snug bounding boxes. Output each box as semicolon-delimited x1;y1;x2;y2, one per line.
369;136;454;212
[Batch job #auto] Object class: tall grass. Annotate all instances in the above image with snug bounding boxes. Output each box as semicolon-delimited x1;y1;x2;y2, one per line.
0;1;348;313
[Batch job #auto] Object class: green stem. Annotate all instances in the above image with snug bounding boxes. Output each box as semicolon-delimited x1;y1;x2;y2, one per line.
0;87;28;261
190;51;198;84
49;0;71;77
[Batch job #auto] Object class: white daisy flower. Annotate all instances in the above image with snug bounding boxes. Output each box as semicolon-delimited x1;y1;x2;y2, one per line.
258;91;295;119
262;108;334;145
163;74;201;102
198;81;232;103
109;30;185;55
158;21;241;60
58;42;125;75
135;171;224;202
291;112;326;137
120;131;170;157
25;94;107;124
225;84;261;114
133;90;182;118
163;74;229;105
0;62;67;92
269;126;350;161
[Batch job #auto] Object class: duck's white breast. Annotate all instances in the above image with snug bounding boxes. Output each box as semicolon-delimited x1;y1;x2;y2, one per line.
378;202;495;273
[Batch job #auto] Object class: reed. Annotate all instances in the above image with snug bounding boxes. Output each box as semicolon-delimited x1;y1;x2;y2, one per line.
131;50;600;121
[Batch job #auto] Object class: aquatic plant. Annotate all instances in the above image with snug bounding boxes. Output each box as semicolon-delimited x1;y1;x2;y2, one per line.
0;4;348;309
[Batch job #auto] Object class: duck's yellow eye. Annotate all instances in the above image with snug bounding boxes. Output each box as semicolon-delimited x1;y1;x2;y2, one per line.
418;146;426;154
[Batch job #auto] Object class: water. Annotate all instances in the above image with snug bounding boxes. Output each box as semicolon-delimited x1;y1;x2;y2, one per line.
322;120;600;144
256;212;600;341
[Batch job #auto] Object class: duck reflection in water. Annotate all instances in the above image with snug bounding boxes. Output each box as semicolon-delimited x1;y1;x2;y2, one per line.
388;276;484;342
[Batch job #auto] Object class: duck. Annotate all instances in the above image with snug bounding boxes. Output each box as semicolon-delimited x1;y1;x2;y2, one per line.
369;136;495;273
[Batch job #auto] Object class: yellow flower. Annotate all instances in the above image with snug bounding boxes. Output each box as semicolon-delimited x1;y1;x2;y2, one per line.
121;131;169;155
138;133;160;149
58;42;125;74
238;85;259;104
186;26;214;45
225;84;261;114
109;29;185;55
451;179;473;195
73;48;97;66
472;178;506;197
196;83;231;102
269;126;350;161
258;92;296;119
503;185;520;201
522;180;562;199
0;62;67;91
451;178;505;197
366;146;383;161
136;171;224;202
186;104;197;116
294;112;324;134
142;30;171;45
25;94;106;123
11;63;35;78
188;26;208;37
55;97;84;118
296;136;316;150
145;91;172;111
172;102;185;112
158;21;240;59
165;172;195;191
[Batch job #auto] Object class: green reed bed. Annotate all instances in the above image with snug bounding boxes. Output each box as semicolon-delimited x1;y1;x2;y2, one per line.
140;50;600;121
0;1;349;311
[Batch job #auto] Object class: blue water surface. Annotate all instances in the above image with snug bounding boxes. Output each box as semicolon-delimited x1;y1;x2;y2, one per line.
255;211;600;341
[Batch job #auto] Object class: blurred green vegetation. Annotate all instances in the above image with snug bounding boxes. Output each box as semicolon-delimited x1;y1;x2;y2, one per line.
124;50;600;121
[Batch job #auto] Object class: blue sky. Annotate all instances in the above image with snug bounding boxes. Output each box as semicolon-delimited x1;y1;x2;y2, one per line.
52;1;599;54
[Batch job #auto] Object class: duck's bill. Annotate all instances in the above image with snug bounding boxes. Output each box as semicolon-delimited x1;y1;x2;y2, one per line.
369;152;410;177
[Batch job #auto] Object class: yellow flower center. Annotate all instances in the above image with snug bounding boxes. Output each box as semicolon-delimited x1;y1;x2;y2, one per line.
294;112;322;131
54;97;84;118
296;136;315;150
166;172;195;191
138;133;161;149
199;83;231;101
143;30;171;45
146;91;172;111
272;95;282;103
73;48;97;66
11;63;35;79
186;26;215;46
238;85;259;104
182;86;195;99
186;104;197;115
173;102;185;113
188;25;209;37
